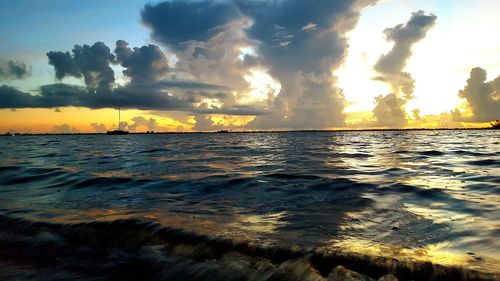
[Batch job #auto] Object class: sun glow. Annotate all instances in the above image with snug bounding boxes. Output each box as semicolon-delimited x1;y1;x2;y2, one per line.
241;68;281;104
209;114;255;128
0;108;193;133
338;0;500;128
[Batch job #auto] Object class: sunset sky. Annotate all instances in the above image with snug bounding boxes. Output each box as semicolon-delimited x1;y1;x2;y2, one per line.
1;0;499;133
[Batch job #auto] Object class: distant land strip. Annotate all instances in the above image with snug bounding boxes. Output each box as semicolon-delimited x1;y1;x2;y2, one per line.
1;127;499;136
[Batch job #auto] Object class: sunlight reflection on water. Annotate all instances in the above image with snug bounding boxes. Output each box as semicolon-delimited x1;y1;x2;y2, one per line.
0;130;498;272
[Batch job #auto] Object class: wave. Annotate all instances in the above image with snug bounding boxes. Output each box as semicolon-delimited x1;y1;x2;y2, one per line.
466;159;500;167
0;168;66;185
134;148;170;154
452;150;498;157
0;165;21;172
74;176;135;188
0;215;496;281
265;173;324;180
332;152;372;158
418;150;446;157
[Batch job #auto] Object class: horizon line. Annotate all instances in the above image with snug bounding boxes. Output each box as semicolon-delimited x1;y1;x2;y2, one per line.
2;127;498;136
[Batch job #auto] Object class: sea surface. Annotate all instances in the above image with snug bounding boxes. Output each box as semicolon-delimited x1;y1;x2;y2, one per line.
0;130;499;280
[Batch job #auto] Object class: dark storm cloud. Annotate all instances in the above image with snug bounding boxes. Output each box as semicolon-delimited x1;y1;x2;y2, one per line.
0;40;260;115
141;1;241;49
0;85;38;107
48;40;171;88
0;60;31;80
133;80;231;91
47;42;115;91
372;11;436;126
239;0;377;129
0;83;264;116
0;83;190;110
4;1;387;128
236;0;355;74
115;40;169;84
457;67;500;122
140;0;379;129
46;52;80;80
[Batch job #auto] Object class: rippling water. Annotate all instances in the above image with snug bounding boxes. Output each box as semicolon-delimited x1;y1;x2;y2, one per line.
0;130;499;278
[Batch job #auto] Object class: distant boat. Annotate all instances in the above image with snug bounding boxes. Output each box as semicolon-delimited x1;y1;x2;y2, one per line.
107;107;129;135
491;120;500;129
216;130;229;133
106;130;129;135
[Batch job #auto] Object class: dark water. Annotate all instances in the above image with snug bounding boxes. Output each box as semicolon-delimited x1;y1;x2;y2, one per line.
0;130;499;280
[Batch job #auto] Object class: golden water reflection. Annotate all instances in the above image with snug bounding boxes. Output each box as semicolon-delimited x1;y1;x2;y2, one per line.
230;211;288;236
324;238;484;269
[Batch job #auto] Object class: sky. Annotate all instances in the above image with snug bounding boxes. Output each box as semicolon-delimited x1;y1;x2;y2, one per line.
0;0;499;133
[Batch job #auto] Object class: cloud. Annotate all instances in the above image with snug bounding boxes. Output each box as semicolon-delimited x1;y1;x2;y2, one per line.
457;67;500;122
0;83;190;110
141;1;241;49
115;40;169;84
238;0;377;129
372;93;407;127
133;80;231;91
2;40;259;115
301;22;318;32
171;18;256;102
236;1;356;72
142;1;267;128
128;116;158;132
372;10;436;127
3;2;390;130
139;0;379;129
375;11;437;77
118;121;129;131
90;123;107;133
0;60;30;80
47;42;115;91
0;85;39;107
192;102;268;116
0;82;264;117
52;124;79;134
192;115;223;131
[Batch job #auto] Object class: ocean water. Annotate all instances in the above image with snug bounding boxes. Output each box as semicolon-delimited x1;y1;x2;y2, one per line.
0;130;499;280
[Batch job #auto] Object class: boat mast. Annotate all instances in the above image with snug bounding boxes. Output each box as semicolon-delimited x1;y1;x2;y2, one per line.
118;107;121;130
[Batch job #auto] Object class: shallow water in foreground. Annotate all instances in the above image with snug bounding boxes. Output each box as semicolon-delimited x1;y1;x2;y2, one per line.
0;130;499;277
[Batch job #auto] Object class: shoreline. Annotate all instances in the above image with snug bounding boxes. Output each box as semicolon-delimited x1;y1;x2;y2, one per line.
0;215;497;281
1;127;498;136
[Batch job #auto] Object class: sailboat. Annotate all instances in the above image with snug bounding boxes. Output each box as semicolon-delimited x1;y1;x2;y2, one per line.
106;107;129;135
